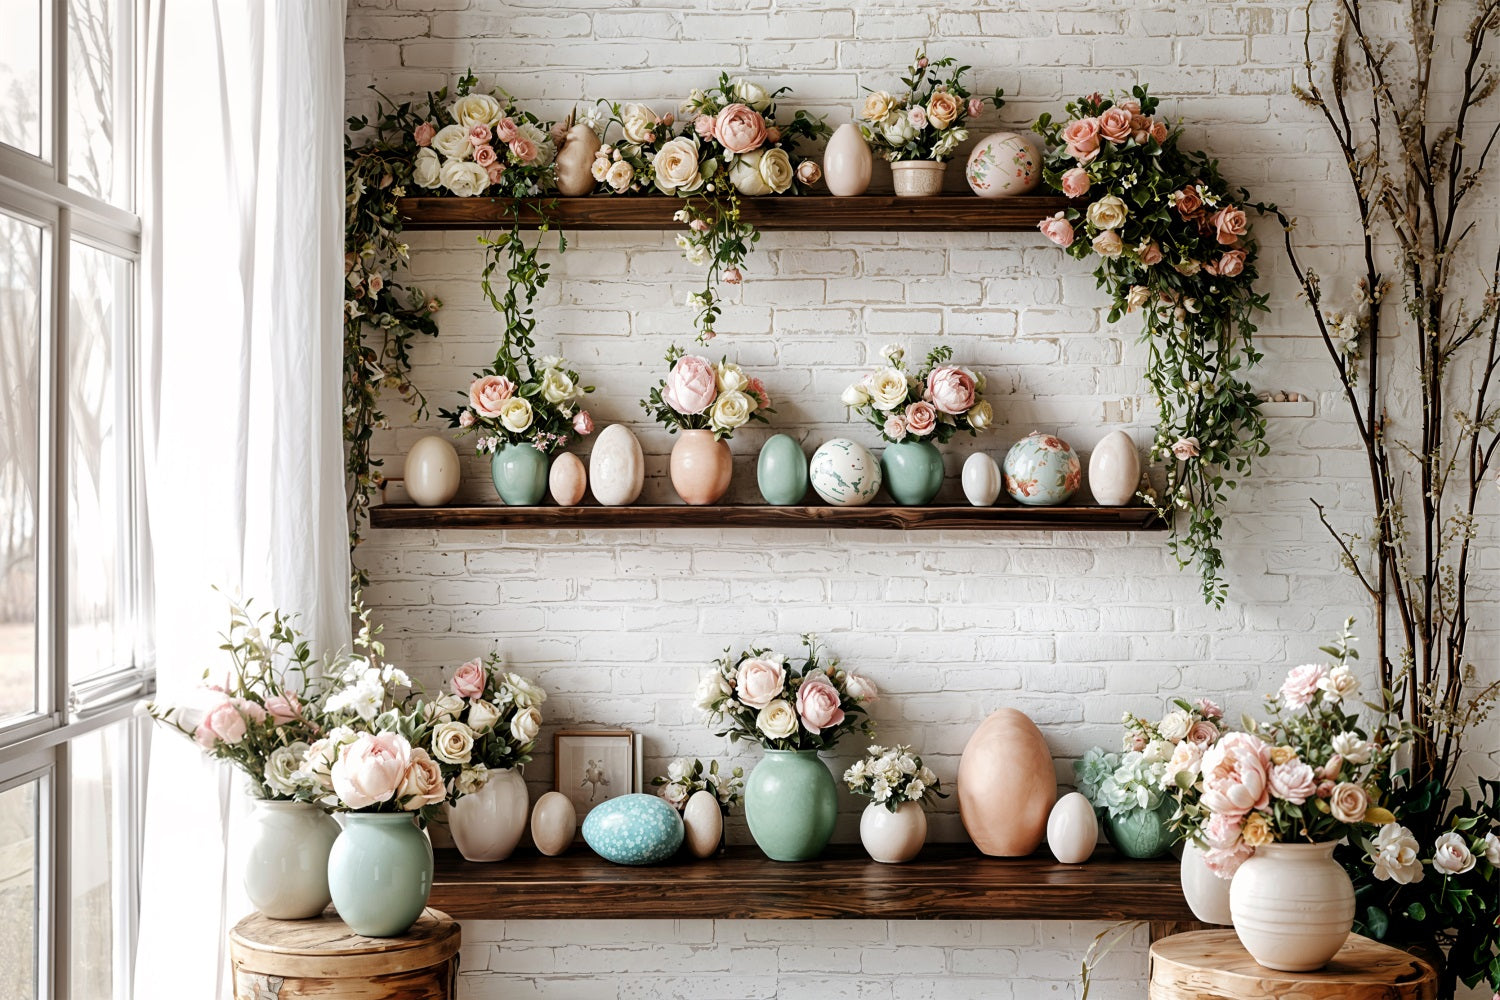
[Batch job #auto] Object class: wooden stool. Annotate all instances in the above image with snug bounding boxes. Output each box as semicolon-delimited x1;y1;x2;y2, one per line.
229;907;460;1000
1149;929;1436;1000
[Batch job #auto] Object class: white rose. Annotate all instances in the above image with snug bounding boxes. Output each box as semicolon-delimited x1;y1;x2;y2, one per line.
540;368;577;404
499;396;534;433
620;103;659;144
732;78;771;111
967;400;993;430
263;742;310;797
715;362;748;393
466;698;501;733
710;390;754;432
1331;731;1372;764
841;383;870;407
758;147;794;194
412;148;442;189
592;154;611;182
756;699;799;740
880;112;917;146
653;137;702;193
439;160;489;198
1482;832;1500;866
868;367;909;410
728;150;772;196
451;93;503;129
422;692;465;723
432;721;477;765
503;673;547;708
456;764;489;796
1157;710;1192;743
660;782;690;807
1086;195;1129;230
695;670;731;711
667;758;690;782
1142;739;1174;764
1318;665;1359;702
1434;831;1476;876
432;123;474;161
510;705;542;744
844;673;878;703
604;159;634;192
1370;823;1425;884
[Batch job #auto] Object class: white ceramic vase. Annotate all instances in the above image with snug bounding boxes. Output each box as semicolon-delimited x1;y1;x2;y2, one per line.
244;799;341;919
1180;839;1234;925
823;123;873;196
890;160;946;197
1229;841;1353;971
447;766;530;862
859;800;927;864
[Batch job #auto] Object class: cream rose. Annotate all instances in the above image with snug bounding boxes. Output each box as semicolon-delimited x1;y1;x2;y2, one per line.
756;699;799;740
1158;710;1192;743
736;656;787;709
841;383;870;407
510;705;543;744
498;396;534;433
263;742;310;797
967;399;993;430
1092;230;1124;258
413;148;442;189
620;103;660;144
1086;195;1128;230
451;94;504;129
398;748;448;809
710;389;754;432
695;669;732;711
732;78;772;111
432;123;474;161
466;698;501;733
715;362;749;393
1330;782;1371;823
728;150;772;196
440;160;489;198
540;368;577;405
926;89;963;129
604;159;634;192
431;721;476;765
758;147;794;194
653;137;703;193
862;91;898;122
456;765;489;795
1433;831;1476;875
868;367;910;411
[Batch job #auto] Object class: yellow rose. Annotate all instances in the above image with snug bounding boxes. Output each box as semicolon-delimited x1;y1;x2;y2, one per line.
499;397;533;433
927;89;963;129
1242;812;1274;847
862;91;898;122
715;362;748;393
450;93;503;129
1269;745;1298;766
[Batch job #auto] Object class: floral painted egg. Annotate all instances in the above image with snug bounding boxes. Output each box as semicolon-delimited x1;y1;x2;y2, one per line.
581;793;684;866
965;132;1041;198
809;438;882;507
1002;432;1081;506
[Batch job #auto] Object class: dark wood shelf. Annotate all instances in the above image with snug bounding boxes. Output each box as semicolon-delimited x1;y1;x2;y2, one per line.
370;502;1166;532
429;845;1192;921
396;194;1070;232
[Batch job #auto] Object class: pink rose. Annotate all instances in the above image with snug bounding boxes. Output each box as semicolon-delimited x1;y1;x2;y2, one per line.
193;700;251;748
450;658;488;699
263;693;302;726
765;126;781;143
413;122;436;147
1060;167;1091;199
1203;843;1255;880
467;123;492;146
1171;437;1200;460
1130;114;1152;144
1061;117;1100;161
693;115;716;140
332;731;412;810
925;365;977;414
746;377;771;409
494;117;519;143
1098;106;1133;143
968;96;985;118
1139;241;1164;266
1116;98;1142;116
796;160;821;186
1150;120;1169;144
795;675;846;732
1269;760;1317;804
1212;205;1248;245
459;410;476;428
714;104;769;154
1186;720;1220;746
1279;664;1327;709
1038;212;1075;248
573;411;594;435
1195;698;1224;719
884;414;907;440
904;400;938;437
1091;230;1124;258
844;673;878;702
722;267;743;285
469;375;515;418
474;144;498;168
1316;779;1336;798
908;106;928;129
662;354;718;415
398;747;448;809
1200;732;1272;822
509;137;538;164
736;656;786;709
1175;185;1204;218
485;162;506;184
1216;249;1246;277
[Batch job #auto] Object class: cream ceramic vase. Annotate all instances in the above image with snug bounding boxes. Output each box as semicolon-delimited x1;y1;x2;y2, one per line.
1180;839;1234;925
446;766;529;863
822;123;873;196
669;429;732;505
244;799;341;919
891;160;946;197
1229;841;1353;971
859;800;926;864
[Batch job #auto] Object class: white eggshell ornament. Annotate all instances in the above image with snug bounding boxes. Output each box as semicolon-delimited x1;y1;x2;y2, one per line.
965;132;1042;198
1088;430;1142;507
549;452;587;507
403;435;461;507
589;424;645;506
681;790;724;860
530;791;578;857
961;452;1001;507
1046;792;1099;864
809;438;882;507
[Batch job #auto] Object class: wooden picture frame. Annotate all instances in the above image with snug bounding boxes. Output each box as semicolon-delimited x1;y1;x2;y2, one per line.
552;729;641;820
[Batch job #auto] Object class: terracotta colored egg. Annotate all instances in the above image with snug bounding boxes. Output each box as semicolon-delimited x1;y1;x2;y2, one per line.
961;452;1001;507
1002;432;1081;506
403;435;461;507
530;791;577;857
1088;430;1141;507
681;790;724;860
554;124;602;196
958;708;1056;856
965;132;1042;198
589;424;644;506
549;452;587;506
1046;792;1099;864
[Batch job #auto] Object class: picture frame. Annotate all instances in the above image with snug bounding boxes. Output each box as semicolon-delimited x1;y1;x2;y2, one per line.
553;729;642;820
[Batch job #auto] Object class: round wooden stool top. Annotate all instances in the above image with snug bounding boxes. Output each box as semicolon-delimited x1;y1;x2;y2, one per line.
1149;930;1436;1000
229;907;460;980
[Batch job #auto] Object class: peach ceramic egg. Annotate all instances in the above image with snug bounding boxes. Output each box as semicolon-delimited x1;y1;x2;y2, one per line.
549;452;587;506
957;708;1056;856
530;791;577;857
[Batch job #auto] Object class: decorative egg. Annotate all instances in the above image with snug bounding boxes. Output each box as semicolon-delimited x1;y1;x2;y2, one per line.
1002;432;1082;506
554;123;602;196
965;132;1041;198
681;790;724;860
823;123;873;197
961;452;1001;507
957;708;1056;857
581;793;684;866
757;434;808;505
549;452;587;506
530;791;577;857
1088;430;1141;507
589;424;644;506
403;435;461;507
1046;792;1099;865
809;438;882;507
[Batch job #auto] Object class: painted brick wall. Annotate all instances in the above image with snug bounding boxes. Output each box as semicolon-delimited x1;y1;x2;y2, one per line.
345;2;1498;997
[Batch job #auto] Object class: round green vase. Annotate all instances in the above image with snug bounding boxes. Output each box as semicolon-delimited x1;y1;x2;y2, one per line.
490;443;548;506
744;749;838;862
327;813;434;937
880;440;944;505
1104;804;1175;859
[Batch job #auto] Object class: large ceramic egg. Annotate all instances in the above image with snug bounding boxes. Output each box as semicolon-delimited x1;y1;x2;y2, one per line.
1088;430;1141;506
403;435;461;507
581;793;684;866
965;132;1041;198
1046;792;1099;864
958;708;1056;856
757;433;809;505
530;791;577;857
961;452;1001;507
1002;432;1082;506
809;438;882;507
681;789;724;859
589;424;644;506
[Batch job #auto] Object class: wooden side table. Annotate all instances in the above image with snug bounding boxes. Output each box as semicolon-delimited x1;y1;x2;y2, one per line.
229;907;460;1000
1149;929;1436;1000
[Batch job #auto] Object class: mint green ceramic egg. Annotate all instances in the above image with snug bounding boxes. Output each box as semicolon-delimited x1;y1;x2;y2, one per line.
757;434;808;505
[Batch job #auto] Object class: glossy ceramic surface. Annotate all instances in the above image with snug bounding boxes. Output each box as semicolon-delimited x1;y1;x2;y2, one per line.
1002;432;1082;506
757;434;809;505
490;443;548;506
581;793;685;866
809;438;881;507
965;132;1041;197
744;750;839;862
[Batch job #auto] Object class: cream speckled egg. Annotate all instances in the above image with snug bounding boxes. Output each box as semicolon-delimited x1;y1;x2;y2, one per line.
682;790;724;860
549;452;587;506
809;438;881;507
403;435;461;507
530;791;577;857
965;132;1041;198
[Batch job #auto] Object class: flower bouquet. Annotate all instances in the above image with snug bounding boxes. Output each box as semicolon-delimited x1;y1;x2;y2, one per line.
846;744;945;863
641;345;773;505
652;757;745;859
590;102;675;195
406;77;556;198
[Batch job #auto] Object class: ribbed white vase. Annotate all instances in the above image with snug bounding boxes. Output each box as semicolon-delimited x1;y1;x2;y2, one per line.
1229;841;1354;971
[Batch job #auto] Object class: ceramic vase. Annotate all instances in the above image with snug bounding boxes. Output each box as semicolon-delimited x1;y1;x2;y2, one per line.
880;440;944;505
1103;803;1175;859
446;766;529;863
1088;430;1141;506
1180;839;1234;925
243;799;341;919
822;123;873;197
890;160;946;197
403;436;461;507
490;442;548;506
327;813;434;937
957;708;1055;857
1230;842;1354;972
757;433;808;505
859;801;926;864
670;429;733;505
744;749;838;862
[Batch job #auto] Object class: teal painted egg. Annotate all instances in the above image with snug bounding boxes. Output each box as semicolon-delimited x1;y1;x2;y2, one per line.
757;434;809;505
1002;432;1082;506
581;794;684;866
809;438;881;507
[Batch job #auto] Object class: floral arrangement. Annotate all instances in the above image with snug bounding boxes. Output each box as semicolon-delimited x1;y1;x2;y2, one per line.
651;757;745;815
845;745;946;811
1034;87;1270;606
841;344;992;444
418;653;547;798
697;634;878;751
294;727;447;822
1076;699;1224;822
857;49;1003;162
640;345;773;441
441;352;594;456
590;102;672;195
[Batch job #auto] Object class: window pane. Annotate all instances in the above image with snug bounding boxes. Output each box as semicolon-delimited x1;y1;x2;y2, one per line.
70;723;130;1000
0;2;44;157
0;214;42;726
68;0;129;205
67;244;131;685
0;778;42;999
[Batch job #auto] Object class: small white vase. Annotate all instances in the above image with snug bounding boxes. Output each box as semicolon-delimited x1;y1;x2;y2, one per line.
823;123;873;196
1180;839;1234;925
890;160;946;197
859;800;926;863
1229;841;1354;971
244;799;341;919
447;766;529;862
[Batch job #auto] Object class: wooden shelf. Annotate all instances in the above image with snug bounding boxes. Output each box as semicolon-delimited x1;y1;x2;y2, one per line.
396;194;1070;232
370;502;1167;532
428;845;1193;921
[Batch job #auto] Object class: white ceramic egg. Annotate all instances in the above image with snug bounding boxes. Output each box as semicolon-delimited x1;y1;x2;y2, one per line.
403;435;461;507
1046;791;1099;865
682;790;724;860
809;438;882;507
1088;430;1142;507
549;452;587;506
530;791;578;857
961;452;1001;507
588;424;644;506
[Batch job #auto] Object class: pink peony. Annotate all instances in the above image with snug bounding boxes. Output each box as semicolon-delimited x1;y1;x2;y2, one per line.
1186;720;1220;746
736;656;786;710
194;700;251;748
796;160;821;186
1216;249;1247;277
573;411;594;435
904;400;938;437
263;693;302;726
509;137;538;164
1204;812;1243;850
1060;166;1091;199
1269;760;1318;804
1097;106;1134;143
467;124;492;146
1139;241;1164;266
884;414;907;440
1203;842;1255;879
795;675;846;732
450;658;488;699
968;96;985;118
925;365;977;415
494;118;519;143
485;162;506;184
662;354;718;415
474;144;498;168
1279;663;1328;709
1212;205;1248;245
413;122;436;147
331;731;411;810
693;115;716;140
1061;116;1101;162
1200;731;1272;822
722;267;743;285
469;375;516;418
714;104;768;154
1171;437;1200;460
1038;212;1075;248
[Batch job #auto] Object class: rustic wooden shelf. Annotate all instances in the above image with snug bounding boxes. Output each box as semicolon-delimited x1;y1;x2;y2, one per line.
370;502;1166;532
396;194;1070;232
428;845;1193;922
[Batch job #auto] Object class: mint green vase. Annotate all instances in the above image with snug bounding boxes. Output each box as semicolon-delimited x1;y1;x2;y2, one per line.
1104;803;1175;859
880;440;944;505
327;814;433;937
744;750;838;862
490;443;548;505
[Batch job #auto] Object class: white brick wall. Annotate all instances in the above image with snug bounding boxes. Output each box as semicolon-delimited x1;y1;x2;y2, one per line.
346;3;1499;997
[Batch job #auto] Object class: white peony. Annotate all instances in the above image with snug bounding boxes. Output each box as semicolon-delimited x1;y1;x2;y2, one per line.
451;93;504;129
413;148;442;189
263;742;310;797
710;390;754;432
695;670;732;711
868;367;909;410
431;721;477;765
440;160;489;198
499;396;534;433
731;78;771;111
667;758;690;782
660;782;690;806
432;123;474;161
503;673;547;708
880;111;917;146
1370;823;1425;885
756;699;799;740
843;673;878;703
1330;731;1372;764
932;128;966;159
1318;665;1359;702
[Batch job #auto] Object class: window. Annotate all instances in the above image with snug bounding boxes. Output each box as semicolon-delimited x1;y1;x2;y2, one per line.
0;1;146;997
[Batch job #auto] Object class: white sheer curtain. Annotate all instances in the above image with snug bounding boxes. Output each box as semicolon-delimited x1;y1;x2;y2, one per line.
134;2;349;996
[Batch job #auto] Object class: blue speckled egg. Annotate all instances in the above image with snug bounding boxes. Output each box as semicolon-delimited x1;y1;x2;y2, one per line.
1002;432;1082;506
581;794;684;866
